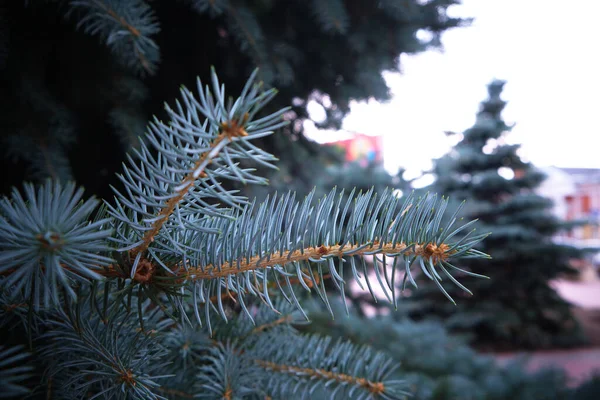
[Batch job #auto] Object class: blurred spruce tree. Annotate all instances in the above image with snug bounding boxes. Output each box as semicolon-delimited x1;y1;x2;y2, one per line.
0;0;467;199
404;80;588;350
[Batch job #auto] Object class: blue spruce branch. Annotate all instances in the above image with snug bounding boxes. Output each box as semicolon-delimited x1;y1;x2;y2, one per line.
0;180;113;310
0;69;490;326
0;68;491;398
67;0;161;75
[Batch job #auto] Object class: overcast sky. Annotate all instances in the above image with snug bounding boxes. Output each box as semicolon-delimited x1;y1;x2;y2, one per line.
306;0;600;182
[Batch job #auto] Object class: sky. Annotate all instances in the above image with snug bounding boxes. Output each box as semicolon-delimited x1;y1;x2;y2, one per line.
305;0;600;185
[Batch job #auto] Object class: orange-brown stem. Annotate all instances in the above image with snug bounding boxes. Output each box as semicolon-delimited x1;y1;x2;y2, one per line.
185;242;452;281
105;8;141;37
0;242;452;286
130;114;249;260
119;370;136;387
223;385;233;400
128;134;226;259
250;315;294;335
255;360;386;395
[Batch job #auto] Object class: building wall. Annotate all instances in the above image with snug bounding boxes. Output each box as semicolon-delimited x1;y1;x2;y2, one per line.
537;167;575;221
565;182;600;240
539;167;600;244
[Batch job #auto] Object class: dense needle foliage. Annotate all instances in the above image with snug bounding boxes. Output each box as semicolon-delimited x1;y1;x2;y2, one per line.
0;0;468;199
0;66;492;399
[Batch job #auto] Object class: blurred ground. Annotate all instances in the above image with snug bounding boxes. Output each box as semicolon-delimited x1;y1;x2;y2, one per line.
552;279;600;309
495;279;600;387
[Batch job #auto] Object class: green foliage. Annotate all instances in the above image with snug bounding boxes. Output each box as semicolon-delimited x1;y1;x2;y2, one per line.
24;296;415;399
0;180;113;310
38;305;171;399
0;0;468;199
314;161;412;197
2;79;76;182
405;80;588;350
107;75;149;150
0;67;492;398
0;345;33;398
67;0;161;75
183;0;228;17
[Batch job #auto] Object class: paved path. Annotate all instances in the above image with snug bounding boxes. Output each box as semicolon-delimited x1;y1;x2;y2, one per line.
551;279;600;308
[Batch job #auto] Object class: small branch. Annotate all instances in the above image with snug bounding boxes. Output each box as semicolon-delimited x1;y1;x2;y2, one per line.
0;241;452;285
255;359;386;396
250;315;294;335
226;5;266;70
224;385;233;400
129;135;226;258
130;117;249;259
93;2;154;74
186;241;452;281
101;3;141;37
2;303;28;312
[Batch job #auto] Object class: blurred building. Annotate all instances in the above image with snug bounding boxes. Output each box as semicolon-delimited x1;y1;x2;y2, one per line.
328;133;383;167
538;167;600;247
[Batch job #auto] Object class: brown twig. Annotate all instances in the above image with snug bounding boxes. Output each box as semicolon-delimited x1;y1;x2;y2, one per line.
185;241;452;281
129;116;249;260
255;360;386;396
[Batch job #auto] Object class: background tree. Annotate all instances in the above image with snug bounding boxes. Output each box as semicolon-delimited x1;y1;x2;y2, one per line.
403;80;588;350
0;0;468;200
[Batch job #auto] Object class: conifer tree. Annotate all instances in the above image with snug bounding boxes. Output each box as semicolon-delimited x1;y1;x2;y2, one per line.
404;80;587;350
0;0;468;199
